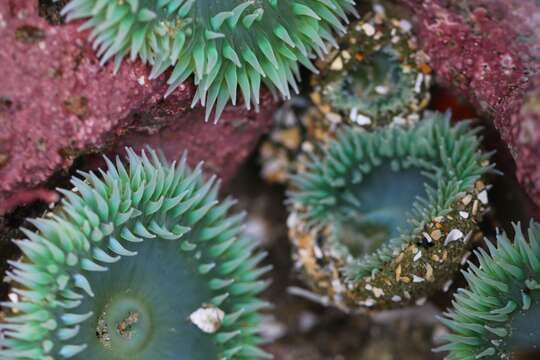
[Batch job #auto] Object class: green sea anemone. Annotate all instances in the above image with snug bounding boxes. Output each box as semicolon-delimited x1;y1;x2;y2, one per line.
0;148;271;359
435;222;540;359
57;0;357;122
287;112;493;310
310;5;431;128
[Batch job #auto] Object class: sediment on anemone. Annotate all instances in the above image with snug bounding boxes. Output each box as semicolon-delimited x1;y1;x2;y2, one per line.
0;148;271;359
258;4;432;184
286;111;494;311
56;0;357;122
435;222;540;360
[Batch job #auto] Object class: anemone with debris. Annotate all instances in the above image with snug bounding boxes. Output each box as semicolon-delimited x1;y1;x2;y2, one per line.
56;0;357;122
0;148;271;359
311;4;431;128
435;222;540;359
258;4;431;184
287;112;493;311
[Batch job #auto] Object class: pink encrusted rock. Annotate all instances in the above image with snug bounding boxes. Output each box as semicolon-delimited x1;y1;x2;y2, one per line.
400;0;540;206
0;0;275;214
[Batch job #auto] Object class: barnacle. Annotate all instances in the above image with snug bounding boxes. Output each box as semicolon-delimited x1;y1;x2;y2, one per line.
435;222;540;359
259;5;431;184
310;5;431;128
287;112;493;310
57;0;357;122
0;148;271;359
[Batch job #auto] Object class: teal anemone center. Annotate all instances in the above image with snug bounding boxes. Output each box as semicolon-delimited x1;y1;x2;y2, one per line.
508;291;540;354
322;48;414;117
334;165;428;258
71;238;218;360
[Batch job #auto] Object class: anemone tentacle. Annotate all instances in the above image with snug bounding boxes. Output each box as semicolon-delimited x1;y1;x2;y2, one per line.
56;0;357;122
435;222;540;359
287;112;494;310
0;148;271;359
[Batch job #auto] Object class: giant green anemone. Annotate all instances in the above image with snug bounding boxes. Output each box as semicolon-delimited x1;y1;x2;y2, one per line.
435;222;540;359
57;0;357;122
0;148;271;359
287;112;493;310
310;6;431;128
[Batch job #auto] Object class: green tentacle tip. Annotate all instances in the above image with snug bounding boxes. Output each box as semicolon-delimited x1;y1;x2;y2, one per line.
56;0;358;122
0;148;272;359
311;5;431;128
287;112;494;310
435;221;540;359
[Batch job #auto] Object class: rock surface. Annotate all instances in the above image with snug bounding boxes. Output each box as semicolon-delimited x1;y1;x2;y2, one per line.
0;0;274;214
400;0;540;207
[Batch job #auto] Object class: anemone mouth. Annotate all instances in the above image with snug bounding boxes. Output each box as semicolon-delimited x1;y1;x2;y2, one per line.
57;0;357;122
311;9;431;128
288;112;493;310
436;222;540;359
0;148;271;360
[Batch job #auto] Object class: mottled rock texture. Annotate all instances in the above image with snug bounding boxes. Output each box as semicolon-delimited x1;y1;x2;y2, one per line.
400;0;540;207
0;0;274;214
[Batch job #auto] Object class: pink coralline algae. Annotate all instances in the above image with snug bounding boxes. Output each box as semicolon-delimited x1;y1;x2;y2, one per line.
400;0;540;207
0;0;274;214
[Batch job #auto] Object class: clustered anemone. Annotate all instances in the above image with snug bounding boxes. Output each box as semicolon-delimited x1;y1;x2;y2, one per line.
0;149;271;359
258;4;431;184
287;112;493;310
436;222;540;359
310;5;431;128
57;0;357;121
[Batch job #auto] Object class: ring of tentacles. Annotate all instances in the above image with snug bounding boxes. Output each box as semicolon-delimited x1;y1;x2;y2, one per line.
287;112;493;310
0;148;270;359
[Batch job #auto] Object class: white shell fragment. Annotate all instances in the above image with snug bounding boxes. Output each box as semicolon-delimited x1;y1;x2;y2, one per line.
362;23;376;36
478;190;488;205
354;113;372;126
189;304;225;333
444;229;464;246
399;19;412;32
